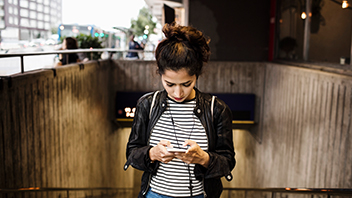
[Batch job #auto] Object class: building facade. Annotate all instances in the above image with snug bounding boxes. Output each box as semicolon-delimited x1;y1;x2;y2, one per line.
1;0;62;40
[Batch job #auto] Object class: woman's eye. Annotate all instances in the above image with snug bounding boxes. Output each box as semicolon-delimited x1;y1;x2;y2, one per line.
167;84;174;87
183;83;191;87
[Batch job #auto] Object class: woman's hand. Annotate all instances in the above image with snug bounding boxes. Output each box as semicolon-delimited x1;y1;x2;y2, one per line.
149;140;175;164
174;140;210;168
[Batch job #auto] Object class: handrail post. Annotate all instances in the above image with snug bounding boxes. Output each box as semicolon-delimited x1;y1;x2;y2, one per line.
271;191;276;198
20;55;24;73
67;190;69;198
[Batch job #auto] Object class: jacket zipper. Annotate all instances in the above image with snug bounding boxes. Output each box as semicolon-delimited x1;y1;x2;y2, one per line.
142;173;152;195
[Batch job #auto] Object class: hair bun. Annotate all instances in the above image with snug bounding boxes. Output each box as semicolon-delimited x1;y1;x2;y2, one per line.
156;22;211;77
162;22;185;41
164;23;209;47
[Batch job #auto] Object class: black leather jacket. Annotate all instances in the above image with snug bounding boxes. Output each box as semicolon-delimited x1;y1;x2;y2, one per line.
124;88;236;198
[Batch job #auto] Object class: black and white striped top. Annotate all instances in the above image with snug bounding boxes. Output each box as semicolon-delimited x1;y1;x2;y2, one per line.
149;98;208;197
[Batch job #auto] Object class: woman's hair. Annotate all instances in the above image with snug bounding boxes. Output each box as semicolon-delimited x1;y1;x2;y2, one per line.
155;22;210;78
65;37;78;49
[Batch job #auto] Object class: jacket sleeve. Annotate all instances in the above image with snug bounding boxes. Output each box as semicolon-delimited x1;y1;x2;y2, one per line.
195;98;236;181
124;94;157;172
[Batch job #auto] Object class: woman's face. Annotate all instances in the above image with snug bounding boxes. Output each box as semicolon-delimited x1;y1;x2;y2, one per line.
161;68;197;102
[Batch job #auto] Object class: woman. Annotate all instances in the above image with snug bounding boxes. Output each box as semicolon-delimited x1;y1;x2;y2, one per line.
56;37;81;66
125;22;236;198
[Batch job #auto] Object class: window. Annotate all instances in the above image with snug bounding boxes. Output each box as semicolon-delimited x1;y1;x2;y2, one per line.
20;8;29;17
37;4;43;12
37;12;43;20
44;6;49;13
276;0;352;64
30;11;36;19
30;19;36;27
51;8;56;15
37;21;44;28
30;2;36;10
20;18;29;27
20;0;28;8
44;14;49;21
13;17;18;25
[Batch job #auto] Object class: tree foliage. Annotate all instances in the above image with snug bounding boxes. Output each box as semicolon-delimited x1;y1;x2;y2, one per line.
76;34;103;60
130;7;157;39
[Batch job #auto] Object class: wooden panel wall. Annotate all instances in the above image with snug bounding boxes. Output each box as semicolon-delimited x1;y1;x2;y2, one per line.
1;60;352;198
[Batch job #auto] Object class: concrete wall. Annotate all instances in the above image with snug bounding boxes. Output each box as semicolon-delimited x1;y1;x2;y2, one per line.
0;61;135;197
225;63;352;192
1;60;352;197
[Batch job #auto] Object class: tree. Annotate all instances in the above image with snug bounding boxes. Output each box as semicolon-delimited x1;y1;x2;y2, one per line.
130;7;157;41
76;34;103;60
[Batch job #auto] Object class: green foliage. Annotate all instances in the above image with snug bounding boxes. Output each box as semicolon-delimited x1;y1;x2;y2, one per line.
75;34;103;60
130;7;157;40
51;26;58;34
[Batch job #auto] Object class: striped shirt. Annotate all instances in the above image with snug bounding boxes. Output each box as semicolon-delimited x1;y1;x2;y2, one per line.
149;98;208;197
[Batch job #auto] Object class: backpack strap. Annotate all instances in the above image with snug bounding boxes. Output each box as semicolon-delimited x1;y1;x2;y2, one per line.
211;95;216;122
149;91;160;119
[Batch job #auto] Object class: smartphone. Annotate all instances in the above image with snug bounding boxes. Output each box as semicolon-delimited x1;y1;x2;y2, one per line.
167;147;187;152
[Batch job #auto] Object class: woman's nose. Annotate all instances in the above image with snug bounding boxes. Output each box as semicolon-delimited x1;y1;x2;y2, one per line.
174;86;183;97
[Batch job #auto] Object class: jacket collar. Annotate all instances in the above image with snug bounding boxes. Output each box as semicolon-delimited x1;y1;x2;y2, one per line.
158;87;202;106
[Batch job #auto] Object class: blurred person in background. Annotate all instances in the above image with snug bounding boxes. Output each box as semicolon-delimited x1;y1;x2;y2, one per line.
126;34;144;60
56;37;81;66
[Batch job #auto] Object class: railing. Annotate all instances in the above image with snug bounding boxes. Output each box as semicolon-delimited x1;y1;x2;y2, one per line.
0;187;133;198
0;48;155;74
223;187;352;198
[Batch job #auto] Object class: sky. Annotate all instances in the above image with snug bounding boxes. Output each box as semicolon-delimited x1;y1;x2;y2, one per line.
62;0;147;31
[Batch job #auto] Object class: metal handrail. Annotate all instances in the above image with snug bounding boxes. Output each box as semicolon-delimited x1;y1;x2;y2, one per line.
0;48;154;74
223;187;352;198
0;48;150;58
